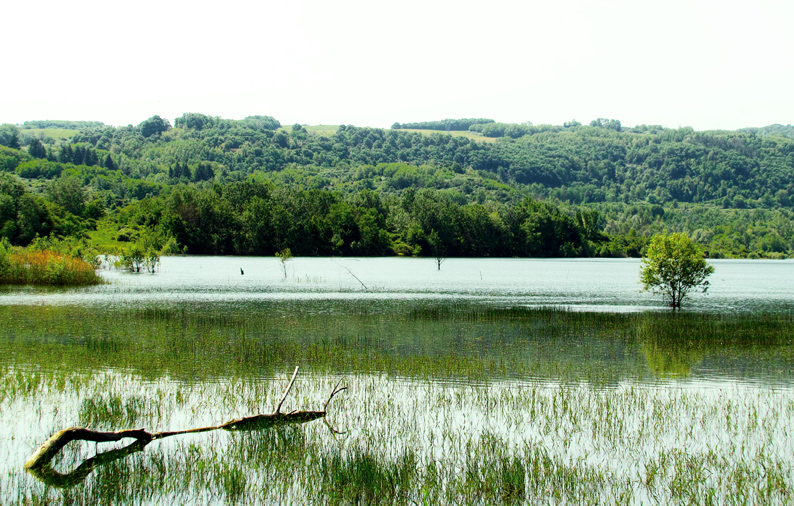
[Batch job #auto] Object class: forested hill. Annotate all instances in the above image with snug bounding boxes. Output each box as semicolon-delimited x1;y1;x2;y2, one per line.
0;114;792;259
74;115;794;208
4;113;793;207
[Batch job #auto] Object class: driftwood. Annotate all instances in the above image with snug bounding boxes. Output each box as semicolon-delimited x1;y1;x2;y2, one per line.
24;367;346;486
25;437;149;488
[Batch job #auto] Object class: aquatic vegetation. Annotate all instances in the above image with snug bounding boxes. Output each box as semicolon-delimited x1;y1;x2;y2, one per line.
1;302;793;504
4;368;793;504
0;244;103;286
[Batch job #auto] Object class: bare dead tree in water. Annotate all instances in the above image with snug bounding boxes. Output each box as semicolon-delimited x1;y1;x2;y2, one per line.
24;367;346;486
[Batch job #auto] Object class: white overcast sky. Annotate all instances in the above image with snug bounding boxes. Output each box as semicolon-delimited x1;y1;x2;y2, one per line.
2;0;792;130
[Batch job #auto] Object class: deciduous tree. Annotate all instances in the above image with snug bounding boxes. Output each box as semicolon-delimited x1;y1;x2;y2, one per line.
640;232;714;308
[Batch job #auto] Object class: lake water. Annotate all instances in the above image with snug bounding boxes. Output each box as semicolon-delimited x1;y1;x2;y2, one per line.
2;257;793;504
3;256;793;313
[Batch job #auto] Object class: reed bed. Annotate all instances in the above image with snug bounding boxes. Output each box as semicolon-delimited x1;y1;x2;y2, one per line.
0;248;103;286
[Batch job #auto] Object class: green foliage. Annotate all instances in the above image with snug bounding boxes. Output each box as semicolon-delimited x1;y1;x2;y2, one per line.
739;123;794;141
243;115;281;131
117;240;160;273
139;115;171;138
102;181;603;258
595;202;794;259
9;111;794;259
20;120;105;130
27;139;47;159
174;112;216;131
589;118;622;131
26;235;102;266
469;121;563;138
276;247;292;278
393;118;495;131
0;124;21;149
45;176;86;216
0;173;55;245
50;113;794;215
640;232;715;308
0;145;29;172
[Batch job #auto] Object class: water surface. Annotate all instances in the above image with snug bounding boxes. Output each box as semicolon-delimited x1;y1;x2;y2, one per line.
3;257;793;313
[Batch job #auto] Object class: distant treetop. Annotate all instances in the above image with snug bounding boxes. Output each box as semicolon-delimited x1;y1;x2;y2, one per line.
138;115;171;138
174;113;217;131
243;115;281;131
392;118;495;131
739;124;794;141
174;113;281;132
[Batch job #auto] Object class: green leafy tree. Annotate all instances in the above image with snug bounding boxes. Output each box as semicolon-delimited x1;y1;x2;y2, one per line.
139;115;171;138
640;232;714;308
242;115;280;131
276;247;292;278
193;162;214;182
428;230;446;270
175;112;216;130
45;177;86;216
83;147;98;167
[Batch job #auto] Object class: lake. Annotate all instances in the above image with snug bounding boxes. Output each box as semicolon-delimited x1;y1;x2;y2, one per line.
1;257;793;504
4;256;794;312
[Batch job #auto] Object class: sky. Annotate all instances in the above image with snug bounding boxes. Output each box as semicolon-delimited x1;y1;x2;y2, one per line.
3;0;793;131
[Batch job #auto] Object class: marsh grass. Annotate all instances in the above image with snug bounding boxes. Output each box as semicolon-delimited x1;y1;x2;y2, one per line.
2;303;794;504
0;247;103;286
4;370;794;504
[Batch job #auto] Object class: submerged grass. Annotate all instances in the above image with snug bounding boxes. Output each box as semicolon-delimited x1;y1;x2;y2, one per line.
1;303;792;386
6;371;792;505
2;302;793;504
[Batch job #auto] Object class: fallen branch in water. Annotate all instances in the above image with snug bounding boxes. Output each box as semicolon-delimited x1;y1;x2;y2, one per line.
24;367;346;482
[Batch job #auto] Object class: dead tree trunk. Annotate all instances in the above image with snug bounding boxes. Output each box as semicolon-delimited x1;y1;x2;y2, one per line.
24;367;345;482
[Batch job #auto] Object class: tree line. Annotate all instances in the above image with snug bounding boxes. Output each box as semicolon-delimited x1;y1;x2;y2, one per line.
109;181;609;258
19;120;106;130
392;118;495;131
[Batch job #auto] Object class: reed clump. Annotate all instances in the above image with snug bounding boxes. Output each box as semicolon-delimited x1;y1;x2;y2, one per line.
0;244;103;286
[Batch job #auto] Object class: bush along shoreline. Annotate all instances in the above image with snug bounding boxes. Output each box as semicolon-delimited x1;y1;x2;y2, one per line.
0;241;104;286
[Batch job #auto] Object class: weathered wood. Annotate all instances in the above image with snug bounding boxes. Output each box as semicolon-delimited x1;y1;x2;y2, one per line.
221;411;326;431
24;427;152;470
275;366;300;414
324;378;347;411
25;439;148;488
24;370;346;478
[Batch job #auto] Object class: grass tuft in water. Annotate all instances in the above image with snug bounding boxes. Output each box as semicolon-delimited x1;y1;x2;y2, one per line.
0;245;103;286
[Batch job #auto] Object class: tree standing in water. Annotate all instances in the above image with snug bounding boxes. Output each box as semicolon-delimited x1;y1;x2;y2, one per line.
640;232;714;308
276;248;292;278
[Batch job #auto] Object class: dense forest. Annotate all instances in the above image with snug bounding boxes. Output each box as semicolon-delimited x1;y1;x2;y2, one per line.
0;114;792;259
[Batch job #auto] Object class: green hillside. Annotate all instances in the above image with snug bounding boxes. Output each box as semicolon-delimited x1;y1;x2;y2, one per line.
0;114;791;259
